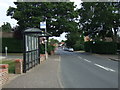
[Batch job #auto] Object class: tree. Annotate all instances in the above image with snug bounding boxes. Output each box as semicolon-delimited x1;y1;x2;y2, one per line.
49;38;59;45
78;2;120;42
65;30;80;48
7;2;78;37
13;26;23;39
1;22;12;32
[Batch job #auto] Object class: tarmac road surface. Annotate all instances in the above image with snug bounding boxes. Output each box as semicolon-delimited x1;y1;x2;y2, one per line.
57;48;118;88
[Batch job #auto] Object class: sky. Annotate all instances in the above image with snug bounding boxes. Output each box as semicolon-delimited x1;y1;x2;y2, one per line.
0;0;17;27
0;0;82;41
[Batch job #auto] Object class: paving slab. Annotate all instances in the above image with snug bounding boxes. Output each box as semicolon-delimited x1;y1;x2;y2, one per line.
2;55;61;88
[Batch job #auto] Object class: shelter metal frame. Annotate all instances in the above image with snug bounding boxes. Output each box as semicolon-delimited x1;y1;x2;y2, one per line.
23;28;51;73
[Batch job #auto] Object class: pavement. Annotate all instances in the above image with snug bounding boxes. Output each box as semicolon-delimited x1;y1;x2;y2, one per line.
2;55;62;88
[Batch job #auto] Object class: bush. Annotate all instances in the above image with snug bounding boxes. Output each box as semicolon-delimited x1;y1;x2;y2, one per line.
47;44;55;55
117;43;120;50
84;41;117;54
39;44;45;54
47;45;52;55
2;38;23;53
73;44;84;51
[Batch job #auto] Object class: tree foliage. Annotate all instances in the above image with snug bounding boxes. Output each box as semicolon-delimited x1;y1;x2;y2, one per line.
7;2;78;36
49;38;59;45
78;2;120;42
1;22;12;32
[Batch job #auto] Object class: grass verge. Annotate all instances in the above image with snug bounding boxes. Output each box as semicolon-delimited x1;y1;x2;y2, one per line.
1;53;23;56
0;60;15;73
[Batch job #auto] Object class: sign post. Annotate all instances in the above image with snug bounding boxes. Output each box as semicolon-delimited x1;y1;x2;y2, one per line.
5;47;8;57
40;21;47;59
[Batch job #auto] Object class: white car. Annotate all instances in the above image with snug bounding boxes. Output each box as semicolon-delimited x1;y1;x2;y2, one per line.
68;48;74;52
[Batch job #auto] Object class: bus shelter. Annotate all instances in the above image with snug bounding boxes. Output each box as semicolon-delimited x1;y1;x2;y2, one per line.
23;28;51;73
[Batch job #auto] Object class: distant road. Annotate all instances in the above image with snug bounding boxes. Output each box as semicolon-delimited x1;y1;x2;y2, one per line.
57;48;118;88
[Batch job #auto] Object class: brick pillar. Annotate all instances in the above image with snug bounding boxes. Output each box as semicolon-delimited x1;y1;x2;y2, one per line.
40;54;46;63
0;64;9;86
15;59;23;74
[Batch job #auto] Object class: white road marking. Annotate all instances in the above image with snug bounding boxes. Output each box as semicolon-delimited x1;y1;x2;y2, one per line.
94;63;116;72
78;56;82;59
84;59;92;63
78;56;116;72
78;56;91;63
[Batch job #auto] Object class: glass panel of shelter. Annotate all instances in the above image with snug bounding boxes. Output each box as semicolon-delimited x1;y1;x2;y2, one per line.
23;28;51;73
29;35;39;70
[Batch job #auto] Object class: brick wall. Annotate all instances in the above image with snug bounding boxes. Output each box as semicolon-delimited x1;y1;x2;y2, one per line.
0;64;9;86
0;32;13;38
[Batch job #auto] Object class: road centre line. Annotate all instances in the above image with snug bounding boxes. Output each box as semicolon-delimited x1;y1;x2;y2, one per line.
84;59;92;63
78;56;92;63
78;56;82;59
94;63;116;72
78;56;116;72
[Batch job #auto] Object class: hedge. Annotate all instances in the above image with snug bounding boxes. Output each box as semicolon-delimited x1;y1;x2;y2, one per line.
84;41;117;54
73;44;84;51
117;43;120;50
39;44;55;55
2;38;23;53
39;44;45;54
2;38;58;54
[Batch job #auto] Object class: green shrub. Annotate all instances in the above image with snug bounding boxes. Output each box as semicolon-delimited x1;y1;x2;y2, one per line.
84;41;117;54
84;41;93;52
39;44;45;54
2;38;23;53
47;45;52;55
47;44;55;55
117;43;120;50
73;44;84;51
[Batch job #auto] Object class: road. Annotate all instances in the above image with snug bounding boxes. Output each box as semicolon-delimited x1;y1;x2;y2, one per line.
57;48;118;88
